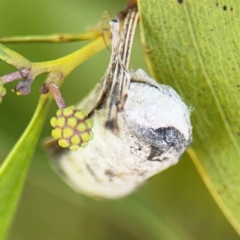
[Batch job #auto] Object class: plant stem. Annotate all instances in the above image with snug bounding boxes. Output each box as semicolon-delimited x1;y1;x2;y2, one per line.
0;31;101;43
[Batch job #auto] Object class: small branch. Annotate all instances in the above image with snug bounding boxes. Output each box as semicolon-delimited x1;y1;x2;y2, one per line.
0;34;110;81
32;35;111;81
1;68;30;84
45;81;66;109
0;12;111;44
0;31;110;102
1;71;23;84
0;10;112;104
0;32;101;44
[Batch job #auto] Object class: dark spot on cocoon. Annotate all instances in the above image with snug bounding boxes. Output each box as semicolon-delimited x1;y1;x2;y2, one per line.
216;2;219;6
105;169;114;177
177;0;183;3
230;7;233;11
223;5;227;11
134;126;188;161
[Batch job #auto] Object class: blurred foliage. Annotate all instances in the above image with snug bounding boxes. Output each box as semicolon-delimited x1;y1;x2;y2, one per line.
0;0;239;239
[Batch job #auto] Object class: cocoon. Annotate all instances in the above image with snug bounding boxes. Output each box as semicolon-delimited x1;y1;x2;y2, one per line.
51;69;192;199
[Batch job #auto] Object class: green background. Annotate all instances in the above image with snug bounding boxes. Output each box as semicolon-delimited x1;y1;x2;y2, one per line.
0;0;238;239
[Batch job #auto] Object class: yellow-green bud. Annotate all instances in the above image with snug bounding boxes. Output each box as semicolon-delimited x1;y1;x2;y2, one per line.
56;117;66;127
74;111;85;120
52;128;62;139
85;119;94;129
69;145;79;151
63;107;74;117
50;117;57;127
88;131;94;140
67;117;77;127
77;122;87;132
69;105;77;111
63;127;74;138
56;109;63;117
71;135;81;145
81;142;88;148
81;132;90;142
58;139;70;148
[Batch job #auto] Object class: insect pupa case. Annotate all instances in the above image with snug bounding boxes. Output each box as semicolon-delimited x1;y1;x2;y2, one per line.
48;6;192;199
51;69;192;199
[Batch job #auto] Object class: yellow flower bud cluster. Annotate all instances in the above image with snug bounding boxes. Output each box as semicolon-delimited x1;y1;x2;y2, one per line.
50;106;93;150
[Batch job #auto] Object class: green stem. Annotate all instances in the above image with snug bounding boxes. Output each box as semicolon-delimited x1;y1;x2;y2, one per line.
0;35;110;93
0;31;101;43
32;35;110;80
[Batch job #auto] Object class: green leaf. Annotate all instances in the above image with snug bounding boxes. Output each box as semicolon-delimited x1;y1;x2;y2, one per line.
138;0;240;235
0;94;52;239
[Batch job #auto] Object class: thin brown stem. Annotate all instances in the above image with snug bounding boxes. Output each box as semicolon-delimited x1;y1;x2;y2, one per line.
1;68;30;84
46;82;66;109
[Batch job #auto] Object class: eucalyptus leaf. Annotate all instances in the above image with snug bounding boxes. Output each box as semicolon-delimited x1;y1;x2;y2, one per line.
138;0;240;235
0;94;52;239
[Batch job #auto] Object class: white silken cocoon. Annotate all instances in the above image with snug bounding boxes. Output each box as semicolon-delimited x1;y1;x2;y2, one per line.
51;69;192;199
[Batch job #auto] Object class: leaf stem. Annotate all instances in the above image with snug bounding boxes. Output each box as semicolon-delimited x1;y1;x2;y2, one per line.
33;35;110;81
0;34;110;96
0;31;101;43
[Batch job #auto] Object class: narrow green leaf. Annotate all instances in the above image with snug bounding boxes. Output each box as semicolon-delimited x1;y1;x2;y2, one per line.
138;0;240;235
0;94;52;239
